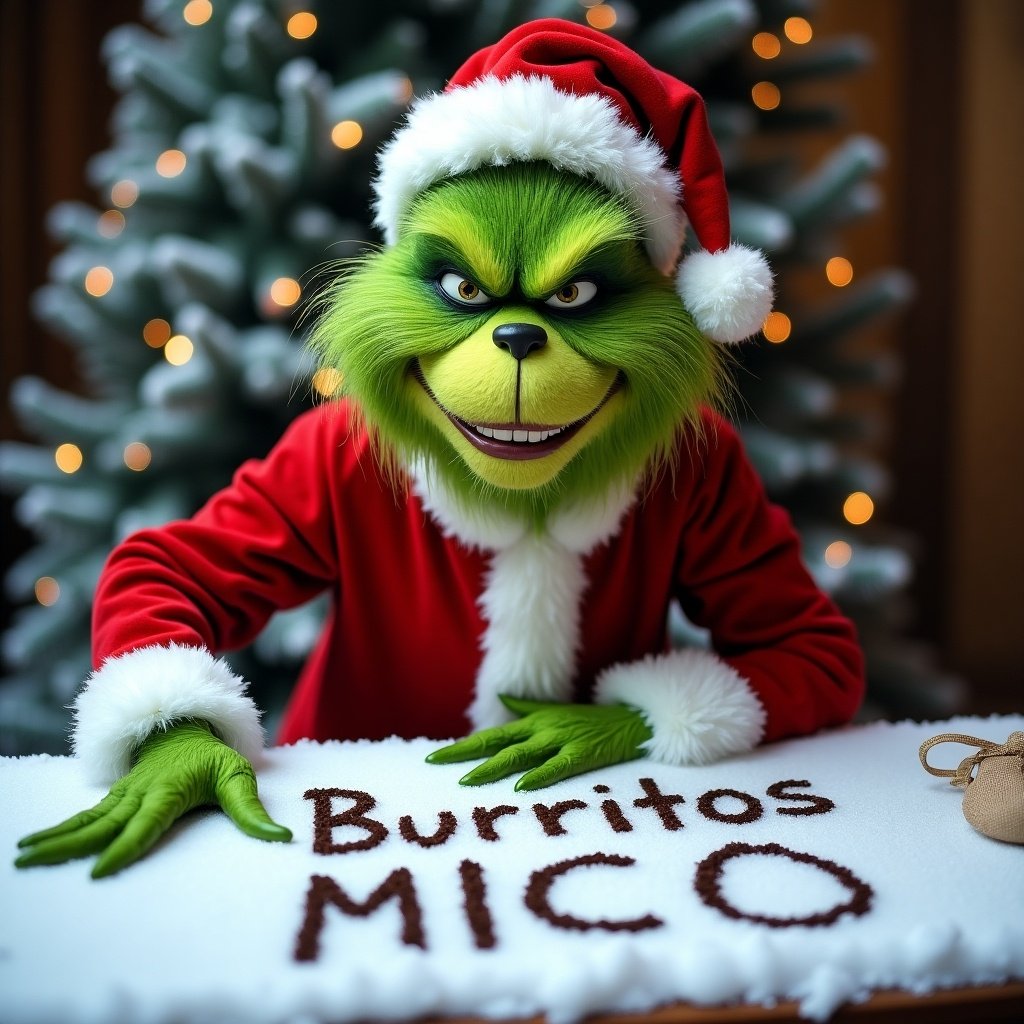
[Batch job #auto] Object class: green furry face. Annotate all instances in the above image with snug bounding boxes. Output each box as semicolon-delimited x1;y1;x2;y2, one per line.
311;163;725;521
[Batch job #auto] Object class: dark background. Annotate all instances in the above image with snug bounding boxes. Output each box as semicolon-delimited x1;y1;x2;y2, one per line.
2;0;1021;713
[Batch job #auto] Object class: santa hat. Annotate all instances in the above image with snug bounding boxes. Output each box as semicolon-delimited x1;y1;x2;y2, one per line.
372;18;773;345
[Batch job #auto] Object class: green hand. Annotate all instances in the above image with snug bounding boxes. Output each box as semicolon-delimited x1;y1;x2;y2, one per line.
426;695;653;791
15;720;291;878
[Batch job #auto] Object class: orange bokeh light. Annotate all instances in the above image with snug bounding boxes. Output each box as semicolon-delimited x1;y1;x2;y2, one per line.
287;12;317;39
751;81;781;111
762;311;791;344
85;266;114;297
752;33;781;59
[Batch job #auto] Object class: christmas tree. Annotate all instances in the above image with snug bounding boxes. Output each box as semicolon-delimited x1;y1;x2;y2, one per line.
0;0;957;754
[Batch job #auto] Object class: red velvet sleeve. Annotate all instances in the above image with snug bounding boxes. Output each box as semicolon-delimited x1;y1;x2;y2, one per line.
674;412;865;742
91;408;341;667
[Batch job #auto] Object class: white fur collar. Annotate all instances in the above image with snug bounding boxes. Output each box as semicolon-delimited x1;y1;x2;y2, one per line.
408;458;637;554
409;460;638;728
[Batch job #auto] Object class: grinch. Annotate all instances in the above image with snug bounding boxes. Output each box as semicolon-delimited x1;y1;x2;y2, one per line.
16;20;863;878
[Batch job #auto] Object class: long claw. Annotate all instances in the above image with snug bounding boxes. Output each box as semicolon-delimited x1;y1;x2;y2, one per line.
17;790;124;849
514;753;579;792
457;739;557;786
218;772;292;843
427;719;533;765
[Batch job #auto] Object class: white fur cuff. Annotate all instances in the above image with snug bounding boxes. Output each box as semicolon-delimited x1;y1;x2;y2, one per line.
71;643;264;784
594;648;765;765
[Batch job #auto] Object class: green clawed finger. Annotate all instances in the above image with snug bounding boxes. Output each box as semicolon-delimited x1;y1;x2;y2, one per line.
92;789;188;878
458;738;560;786
15;795;141;868
513;751;583;792
217;771;292;843
426;719;534;765
17;789;124;849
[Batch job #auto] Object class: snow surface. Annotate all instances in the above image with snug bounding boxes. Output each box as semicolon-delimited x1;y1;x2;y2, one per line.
1;715;1022;1023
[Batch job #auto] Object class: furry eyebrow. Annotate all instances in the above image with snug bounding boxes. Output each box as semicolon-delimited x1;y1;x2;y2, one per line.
524;231;640;299
405;218;509;297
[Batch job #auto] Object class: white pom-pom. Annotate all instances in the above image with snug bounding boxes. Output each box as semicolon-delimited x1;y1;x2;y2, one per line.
676;243;774;344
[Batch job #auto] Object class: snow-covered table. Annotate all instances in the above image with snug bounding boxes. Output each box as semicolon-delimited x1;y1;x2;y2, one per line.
2;716;1023;1023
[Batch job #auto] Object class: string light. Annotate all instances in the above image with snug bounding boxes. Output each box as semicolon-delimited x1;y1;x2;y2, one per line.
110;179;138;208
97;210;126;238
331;120;363;150
85;266;114;297
183;0;213;25
55;443;83;474
143;318;172;348
123;442;153;472
164;334;194;365
34;577;61;607
269;277;302;308
311;367;343;398
155;149;187;177
824;541;853;569
762;311;791;344
586;3;617;30
784;17;813;44
843;492;874;526
286;12;317;39
826;256;854;287
751;33;781;59
751;82;781;111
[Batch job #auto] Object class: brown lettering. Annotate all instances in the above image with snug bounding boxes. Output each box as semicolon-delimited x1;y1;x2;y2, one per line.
303;788;388;854
693;842;873;928
696;788;763;824
459;859;496;949
533;799;588;837
525;853;664;932
293;870;425;960
632;777;685;830
472;804;519;842
766;780;836;816
398;811;457;847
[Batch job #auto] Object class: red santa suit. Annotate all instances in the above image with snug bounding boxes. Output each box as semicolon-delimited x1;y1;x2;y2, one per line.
72;399;864;783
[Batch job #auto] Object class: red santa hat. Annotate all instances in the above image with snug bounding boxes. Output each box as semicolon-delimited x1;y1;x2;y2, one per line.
372;18;773;344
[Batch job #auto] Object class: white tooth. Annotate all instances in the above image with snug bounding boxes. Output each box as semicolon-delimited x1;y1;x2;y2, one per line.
527;431;542;443
513;430;528;442
493;429;514;442
479;426;494;437
539;430;550;441
549;426;562;435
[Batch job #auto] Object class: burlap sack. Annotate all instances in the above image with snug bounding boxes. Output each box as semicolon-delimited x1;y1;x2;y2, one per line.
919;731;1024;845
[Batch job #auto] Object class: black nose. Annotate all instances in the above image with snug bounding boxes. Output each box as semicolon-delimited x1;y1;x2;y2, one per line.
492;322;547;361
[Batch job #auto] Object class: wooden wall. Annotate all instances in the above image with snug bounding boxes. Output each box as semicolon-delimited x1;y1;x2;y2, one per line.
817;0;1023;710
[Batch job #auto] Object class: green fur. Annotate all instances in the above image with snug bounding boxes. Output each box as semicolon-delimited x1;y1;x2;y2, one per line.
309;162;729;524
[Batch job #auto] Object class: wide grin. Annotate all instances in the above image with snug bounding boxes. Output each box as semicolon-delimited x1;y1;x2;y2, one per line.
415;363;623;462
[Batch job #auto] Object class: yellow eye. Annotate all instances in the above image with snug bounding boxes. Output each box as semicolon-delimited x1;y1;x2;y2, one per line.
439;272;491;306
545;280;598;309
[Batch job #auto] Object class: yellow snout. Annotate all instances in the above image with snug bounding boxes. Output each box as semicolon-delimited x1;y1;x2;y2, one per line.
409;308;622;490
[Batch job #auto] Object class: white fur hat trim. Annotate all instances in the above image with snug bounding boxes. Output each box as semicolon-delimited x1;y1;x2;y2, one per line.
372;74;686;273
